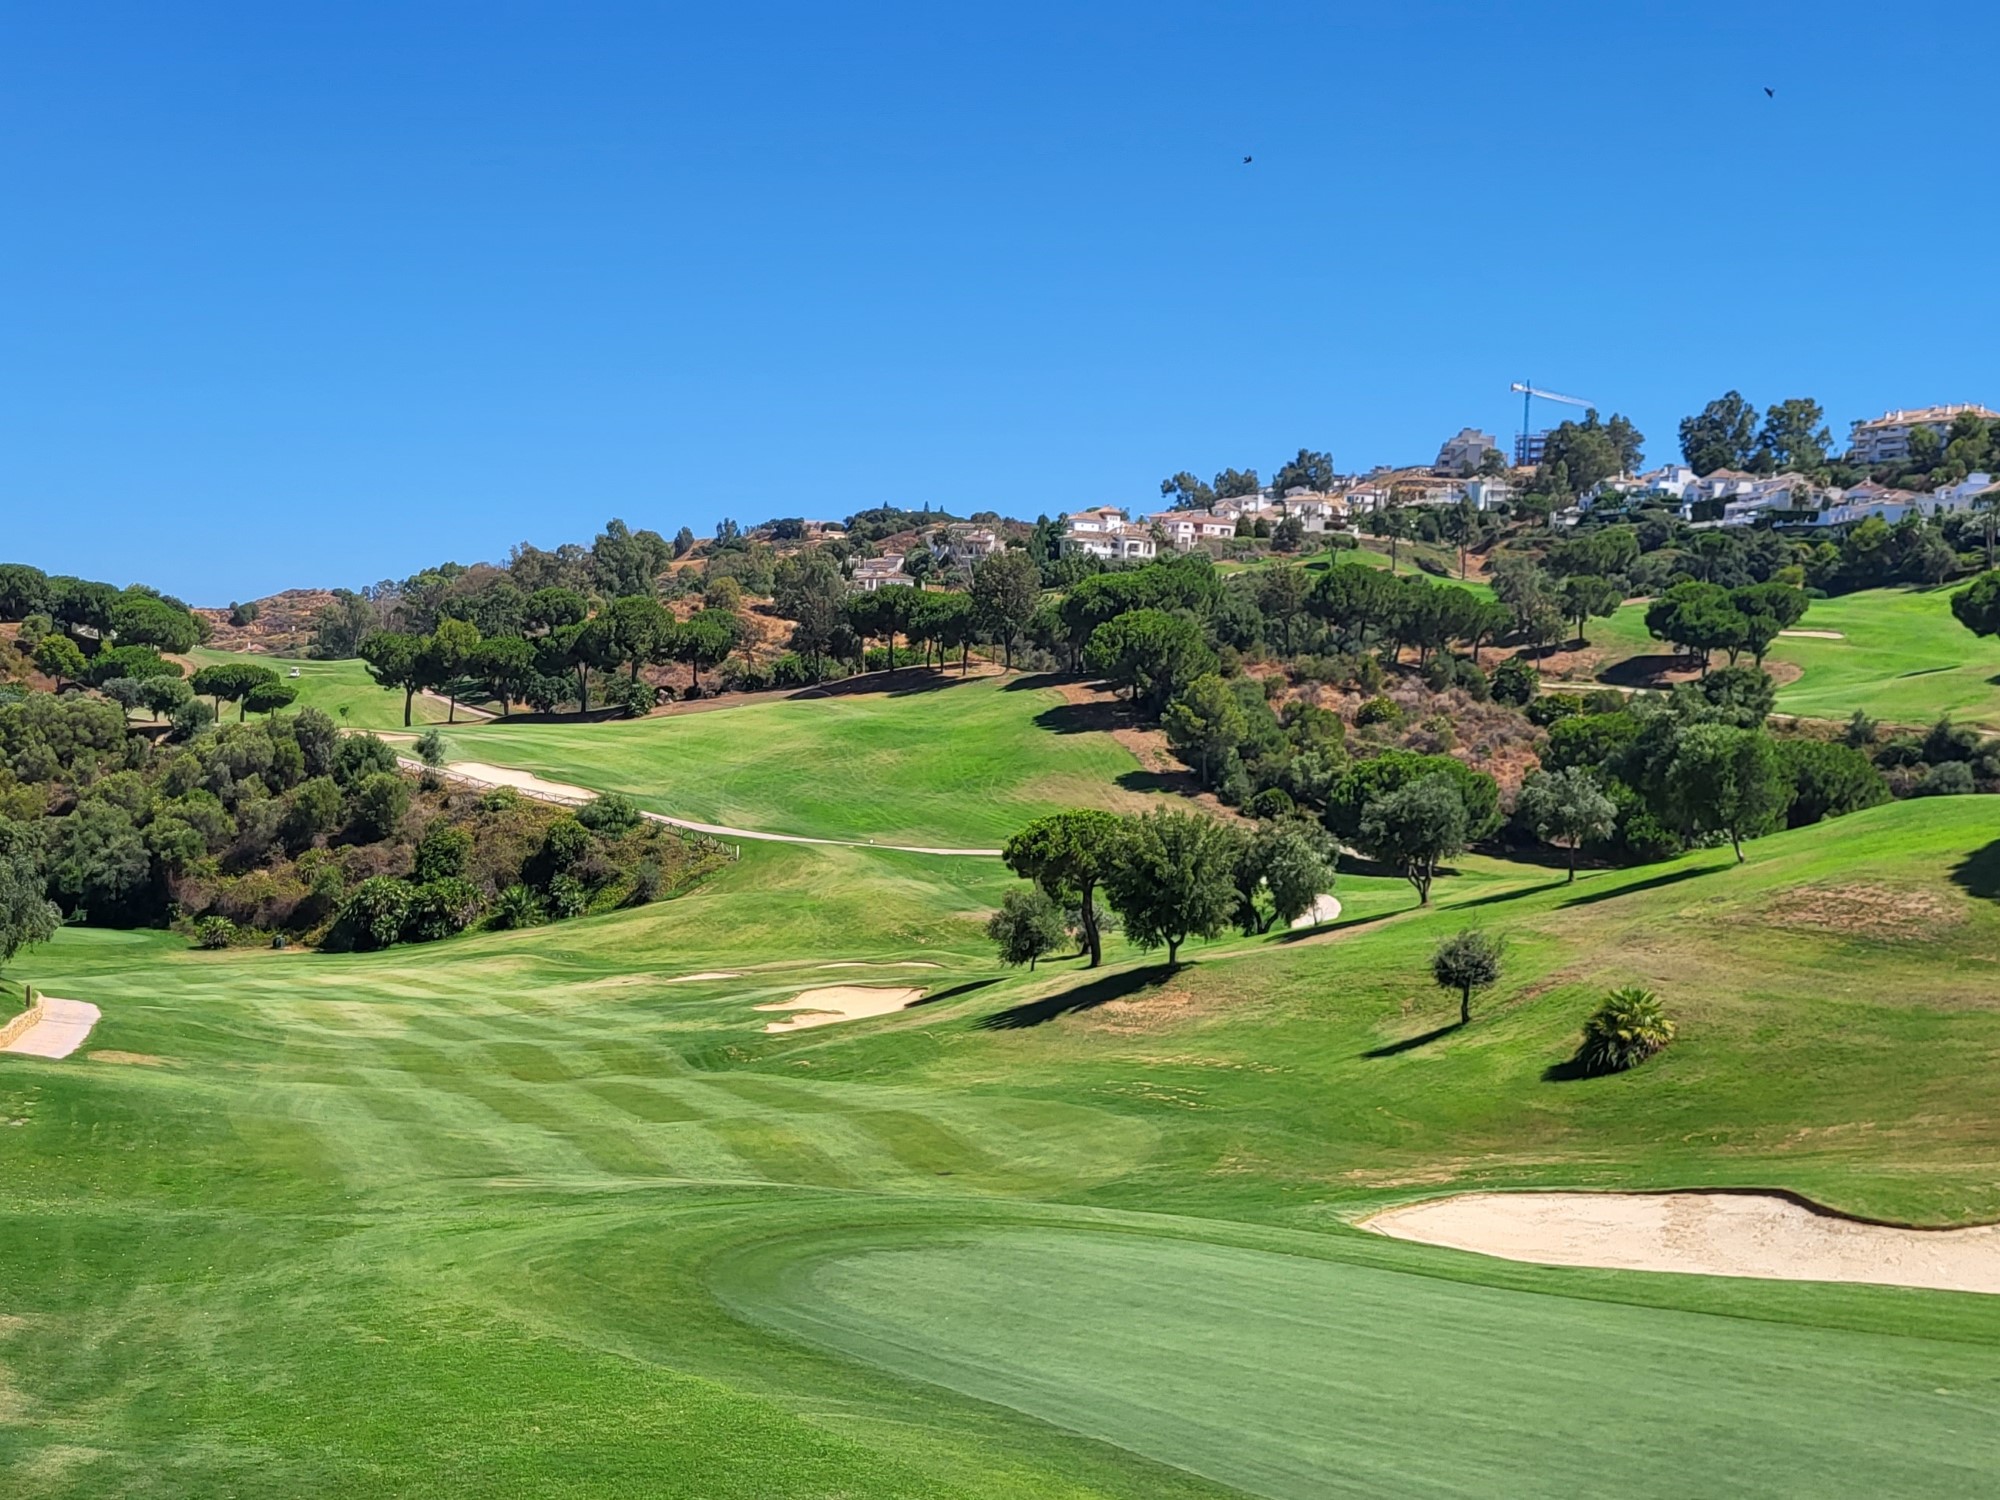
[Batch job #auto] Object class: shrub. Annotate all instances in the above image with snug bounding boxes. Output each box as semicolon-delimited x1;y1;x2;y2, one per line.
1355;695;1403;728
1452;659;1490;700
1491;657;1539;707
413;820;473;881
1246;787;1296;820
337;876;413;951
578;791;643;835
1526;693;1584;728
169;698;216;741
479;786;521;813
546;873;588;920
1576;987;1676;1074
603;675;656;718
1420;655;1455;693
348;772;411;842
1915;760;1976;797
541;816;591;870
403;877;484;942
414;729;447;767
193;915;236;949
491;883;545;929
628;859;664;905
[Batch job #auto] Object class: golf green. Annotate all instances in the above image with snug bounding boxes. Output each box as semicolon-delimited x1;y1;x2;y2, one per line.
719;1225;2000;1499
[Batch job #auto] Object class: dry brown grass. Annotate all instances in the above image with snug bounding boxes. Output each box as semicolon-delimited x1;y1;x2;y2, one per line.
1760;882;1965;941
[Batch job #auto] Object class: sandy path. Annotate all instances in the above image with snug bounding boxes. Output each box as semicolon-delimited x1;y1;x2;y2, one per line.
411;759;1003;858
1290;894;1342;930
0;998;102;1060
665;971;741;984
755;986;924;1033
1363;1190;2000;1296
1779;629;1845;639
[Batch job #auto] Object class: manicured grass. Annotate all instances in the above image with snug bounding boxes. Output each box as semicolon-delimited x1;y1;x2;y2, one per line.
1571;585;2000;729
6;668;2000;1496
436;672;1158;845
185;646;455;728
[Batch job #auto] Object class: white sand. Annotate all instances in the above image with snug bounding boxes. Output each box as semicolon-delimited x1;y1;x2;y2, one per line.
756;986;924;1033
1290;893;1343;930
665;971;741;984
1779;629;1845;639
819;960;944;969
1363;1190;2000;1296
0;998;101;1060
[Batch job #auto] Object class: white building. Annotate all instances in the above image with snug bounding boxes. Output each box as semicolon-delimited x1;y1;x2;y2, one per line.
1063;505;1128;536
849;555;913;592
933;524;1002;570
1063;525;1157;561
1435;427;1499;474
1149;511;1239;548
1461;477;1513;512
1848;404;1999;466
1923;472;1996;517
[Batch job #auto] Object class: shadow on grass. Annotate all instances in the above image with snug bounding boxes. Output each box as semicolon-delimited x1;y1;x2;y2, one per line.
1004;671;1081;693
911;978;1004;1008
1116;767;1206;797
1541;1054;1597;1083
1558;862;1724;909
974;966;1170;1030
1447;878;1568;913
1361;1022;1461;1058
1269;907;1399;944
1950;840;2000;901
1034;699;1128;735
786;667;970;702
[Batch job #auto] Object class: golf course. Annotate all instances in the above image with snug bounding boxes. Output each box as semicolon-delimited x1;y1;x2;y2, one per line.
6;671;2000;1498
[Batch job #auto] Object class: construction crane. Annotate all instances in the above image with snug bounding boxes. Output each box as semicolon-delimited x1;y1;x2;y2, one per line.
1509;381;1595;466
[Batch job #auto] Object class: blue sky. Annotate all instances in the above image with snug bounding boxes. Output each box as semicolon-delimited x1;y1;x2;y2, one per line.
4;1;1995;602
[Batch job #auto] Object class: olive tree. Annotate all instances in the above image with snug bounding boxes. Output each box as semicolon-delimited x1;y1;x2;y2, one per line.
1431;928;1504;1026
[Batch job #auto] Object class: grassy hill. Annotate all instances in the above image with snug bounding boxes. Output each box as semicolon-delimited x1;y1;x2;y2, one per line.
184;646;457;729
6;752;2000;1496
436;673;1160;847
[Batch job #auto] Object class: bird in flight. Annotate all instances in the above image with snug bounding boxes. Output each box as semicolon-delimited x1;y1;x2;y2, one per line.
1242;155;1253;164
1763;87;1774;97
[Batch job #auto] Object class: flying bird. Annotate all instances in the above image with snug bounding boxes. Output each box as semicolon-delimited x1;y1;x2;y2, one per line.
1763;87;1774;97
1242;155;1253;164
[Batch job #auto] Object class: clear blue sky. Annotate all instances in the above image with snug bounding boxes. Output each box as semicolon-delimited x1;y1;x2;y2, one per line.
4;2;1995;603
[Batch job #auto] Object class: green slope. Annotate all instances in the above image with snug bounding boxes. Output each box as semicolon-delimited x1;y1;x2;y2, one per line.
184;646;456;728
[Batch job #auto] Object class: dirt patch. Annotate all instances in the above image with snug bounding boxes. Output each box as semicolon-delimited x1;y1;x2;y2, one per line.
1363;1190;2000;1296
665;971;742;984
1762;882;1963;941
755;986;924;1032
87;1051;169;1067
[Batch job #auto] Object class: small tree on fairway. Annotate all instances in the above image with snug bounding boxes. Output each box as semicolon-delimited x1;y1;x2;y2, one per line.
1431;928;1504;1026
1103;808;1243;966
1576;987;1676;1074
1002;809;1123;967
1665;724;1792;862
1358;773;1469;904
1236;818;1339;933
359;632;428;727
1516;766;1618;881
986;887;1070;970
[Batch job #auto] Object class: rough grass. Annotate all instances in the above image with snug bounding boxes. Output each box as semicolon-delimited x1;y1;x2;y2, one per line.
5;710;2000;1495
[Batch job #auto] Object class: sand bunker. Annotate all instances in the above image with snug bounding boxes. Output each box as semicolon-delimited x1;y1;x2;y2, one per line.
1363;1190;2000;1295
1290;894;1342;930
0;998;101;1060
1779;629;1845;639
756;986;924;1033
819;960;943;970
442;762;597;804
665;971;741;984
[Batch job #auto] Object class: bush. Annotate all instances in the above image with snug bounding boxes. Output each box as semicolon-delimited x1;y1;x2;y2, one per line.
628;859;664;905
1915;760;1976;797
403;877;484;942
546;873;588;920
1355;695;1403;728
348;772;411;843
491;883;545;929
1526;693;1584;728
413;820;473;881
578;791;643;835
1420;655;1455;693
1576;987;1676;1074
541;816;591;870
1452;659;1490;700
1777;739;1890;826
337;876;413;951
414;729;447;767
1491;657;1540;707
193;915;236;949
603;675;657;718
1245;787;1296;820
479;786;521;813
169;698;216;741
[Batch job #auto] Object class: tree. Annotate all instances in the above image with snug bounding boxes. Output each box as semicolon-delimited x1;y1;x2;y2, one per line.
469;635;534;716
971;551;1040;669
359;633;428;727
0;827;60;968
243;680;299;717
1002;810;1123;967
677;608;742;690
33;633;86;690
1950;571;2000;641
1430;928;1504;1026
1516;766;1617;881
591;518;673;599
1159;471;1216;510
524;586;589;636
1212;467;1262;499
1558;575;1623;646
1102;808;1243;966
0;563;50;621
109;593;199;653
600;596;671;683
986;887;1070;970
1665;724;1792;862
140;675;194;721
1358;773;1469;904
1236;818;1339;932
773;551;852;678
1775;739;1889;827
1161;673;1247;787
1273;449;1335;494
1679;391;1758;476
1756;398;1832;474
1084;610;1216;714
1539;412;1629;493
1366;503;1409;571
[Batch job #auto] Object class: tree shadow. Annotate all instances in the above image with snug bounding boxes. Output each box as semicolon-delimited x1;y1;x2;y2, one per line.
1598;653;1693;688
1116;767;1204;797
1003;671;1077;693
786;667;968;701
1541;1054;1597;1083
1361;1022;1461;1058
1949;841;2000;902
1035;700;1127;735
974;966;1169;1030
910;978;1004;1008
1558;862;1723;910
1269;907;1396;944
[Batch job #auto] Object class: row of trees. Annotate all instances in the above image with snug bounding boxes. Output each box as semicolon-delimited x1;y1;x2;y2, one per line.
1157;450;1338;510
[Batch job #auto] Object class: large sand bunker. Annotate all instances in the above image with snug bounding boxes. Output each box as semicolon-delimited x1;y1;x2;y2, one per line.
756;986;923;1033
1779;629;1845;639
1363;1190;2000;1296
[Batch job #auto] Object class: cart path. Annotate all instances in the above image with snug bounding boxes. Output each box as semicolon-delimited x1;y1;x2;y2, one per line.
0;997;101;1059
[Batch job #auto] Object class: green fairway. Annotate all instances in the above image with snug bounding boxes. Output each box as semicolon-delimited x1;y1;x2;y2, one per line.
1573;585;2000;728
7;682;2000;1497
185;646;457;728
436;672;1155;845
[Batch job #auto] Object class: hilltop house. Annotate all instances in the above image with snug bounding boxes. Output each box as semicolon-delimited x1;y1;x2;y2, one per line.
1060;508;1157;561
849;554;913;592
932;524;1003;570
1149;511;1239;548
1848;404;2000;466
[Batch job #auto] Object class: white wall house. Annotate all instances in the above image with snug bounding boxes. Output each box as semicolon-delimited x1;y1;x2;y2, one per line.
1923;473;1996;517
933;525;1002;570
1149;511;1239;548
849;555;913;592
1848;404;2000;466
1435;427;1498;474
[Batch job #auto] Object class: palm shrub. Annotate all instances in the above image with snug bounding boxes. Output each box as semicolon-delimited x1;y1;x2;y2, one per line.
491;883;545;930
1577;987;1676;1075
